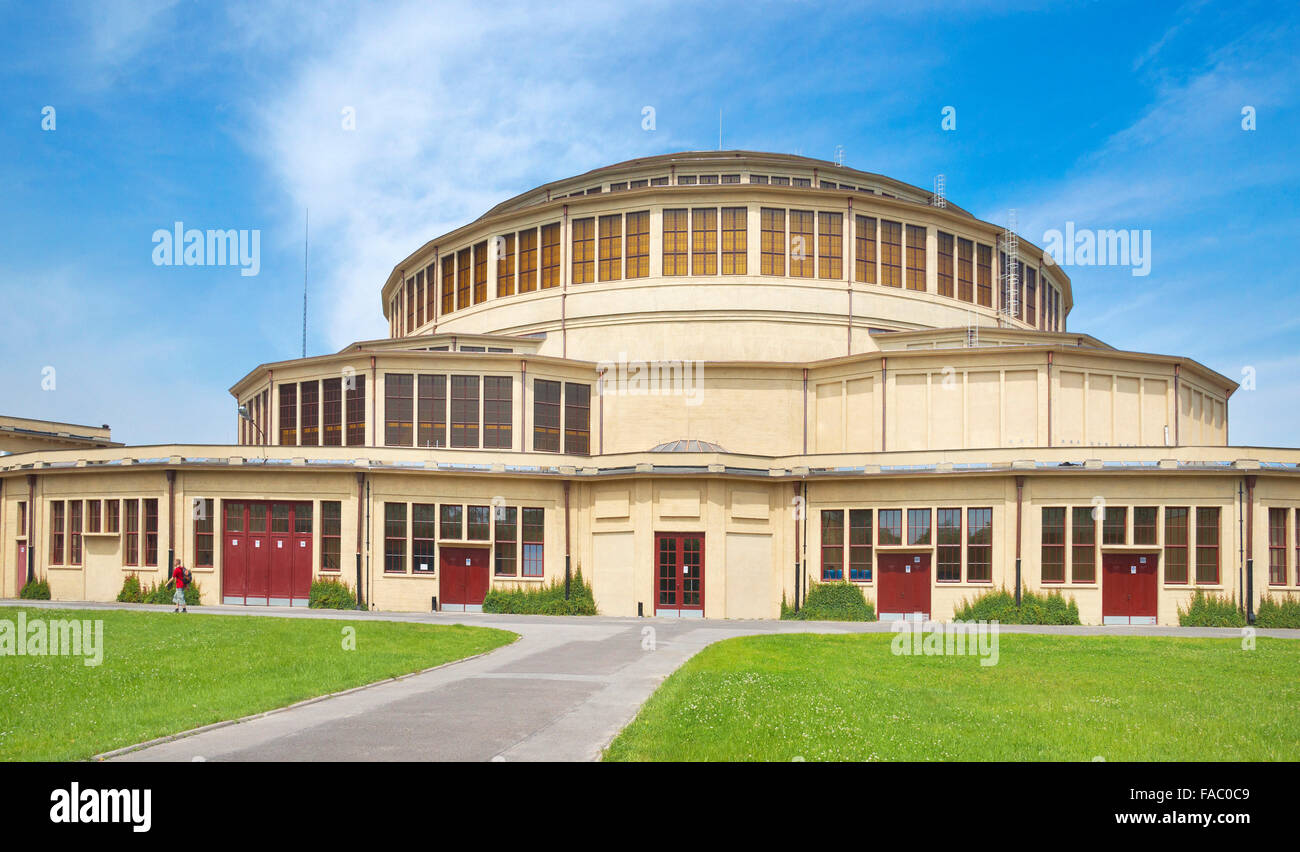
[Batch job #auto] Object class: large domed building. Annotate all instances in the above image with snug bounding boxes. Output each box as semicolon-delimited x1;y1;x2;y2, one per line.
4;151;1297;623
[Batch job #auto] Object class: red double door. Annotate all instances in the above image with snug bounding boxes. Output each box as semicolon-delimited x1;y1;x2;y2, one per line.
655;533;704;616
222;501;314;606
1102;553;1158;625
877;553;932;620
440;546;490;611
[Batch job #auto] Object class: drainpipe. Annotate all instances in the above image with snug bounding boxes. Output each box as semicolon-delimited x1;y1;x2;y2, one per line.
564;480;572;600
597;366;606;455
1246;475;1256;624
1173;364;1181;447
27;474;36;584
1015;475;1024;606
166;470;176;572
1238;480;1244;613
801;369;808;454
881;357;888;452
1046;351;1053;447
355;472;365;610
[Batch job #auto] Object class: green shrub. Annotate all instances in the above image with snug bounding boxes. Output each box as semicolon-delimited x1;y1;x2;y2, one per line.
117;574;145;603
143;579;202;607
310;578;358;609
952;588;1080;625
1178;590;1245;627
482;569;598;615
19;578;50;600
1254;595;1300;629
782;581;876;621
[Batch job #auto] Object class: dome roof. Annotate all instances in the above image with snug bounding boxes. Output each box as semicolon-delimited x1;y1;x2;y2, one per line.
650;439;727;453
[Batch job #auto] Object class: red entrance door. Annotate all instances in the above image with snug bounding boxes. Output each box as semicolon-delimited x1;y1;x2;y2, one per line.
877;553;932;620
223;501;314;606
1102;553;1158;625
16;542;27;596
440;547;490;611
655;533;705;616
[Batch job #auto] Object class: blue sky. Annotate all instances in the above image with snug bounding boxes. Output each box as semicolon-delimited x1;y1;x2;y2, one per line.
1;0;1296;447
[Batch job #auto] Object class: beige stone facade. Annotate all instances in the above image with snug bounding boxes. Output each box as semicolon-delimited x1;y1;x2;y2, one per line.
2;152;1296;622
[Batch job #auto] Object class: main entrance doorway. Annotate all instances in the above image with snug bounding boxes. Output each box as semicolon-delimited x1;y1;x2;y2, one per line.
222;501;314;606
439;546;490;612
1102;552;1158;625
877;552;932;621
654;532;704;617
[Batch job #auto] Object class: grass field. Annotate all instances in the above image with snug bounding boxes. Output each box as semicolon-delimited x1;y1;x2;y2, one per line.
604;633;1300;761
0;607;515;761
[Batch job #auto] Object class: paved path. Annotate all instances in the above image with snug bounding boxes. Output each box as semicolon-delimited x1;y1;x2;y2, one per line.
4;600;1294;762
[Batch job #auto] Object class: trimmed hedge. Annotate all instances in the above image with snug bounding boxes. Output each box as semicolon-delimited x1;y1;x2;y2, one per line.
19;578;50;600
117;575;145;603
482;570;598;615
1254;595;1300;629
782;581;876;621
952;588;1080;625
310;578;359;609
1177;590;1245;627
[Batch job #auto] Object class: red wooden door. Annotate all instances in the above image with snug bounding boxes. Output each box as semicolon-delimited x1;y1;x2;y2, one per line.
654;533;705;615
1103;554;1158;623
222;501;246;604
268;503;292;604
291;501;313;604
877;553;932;618
440;547;489;610
245;503;270;604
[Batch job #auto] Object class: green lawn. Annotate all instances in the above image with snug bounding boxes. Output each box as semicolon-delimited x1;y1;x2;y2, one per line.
0;607;515;761
604;633;1300;761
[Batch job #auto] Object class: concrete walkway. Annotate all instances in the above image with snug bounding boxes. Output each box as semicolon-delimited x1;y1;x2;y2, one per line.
3;600;1295;762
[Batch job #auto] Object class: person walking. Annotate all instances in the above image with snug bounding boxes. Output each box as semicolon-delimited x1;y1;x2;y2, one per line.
171;558;188;613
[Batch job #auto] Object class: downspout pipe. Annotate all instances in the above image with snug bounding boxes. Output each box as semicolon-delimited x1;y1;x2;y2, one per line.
355;472;365;610
166;470;176;573
1246;475;1256;624
27;474;36;584
1015;475;1024;607
564;480;572;600
793;481;801;613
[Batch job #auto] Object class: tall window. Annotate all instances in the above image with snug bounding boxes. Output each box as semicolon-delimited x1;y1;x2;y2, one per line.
143;498;158;567
936;508;962;582
854;215;876;284
451;375;480;448
937;232;954;297
976;243;993;307
106;499;120;534
849;509;872;581
1041;507;1066;583
385;373;414;446
572;218;595;284
417;374;447;448
457;248;471;309
818;212;842;279
625;211;649;278
498;233;516;296
384;503;407;573
65;500;81;566
124;500;139;566
907;509;932;545
905;225;926;291
565;382;591;455
406;278;415;331
440;504;463;540
322;377;343;446
760;208;785;275
1134;507;1157;546
194;498;214;567
878;509;902;546
691;208;718;275
721;207;746;274
88;498;101;533
279;383;297;445
300;381;319;445
957;237;974;302
967;508;992;582
541;222;561;289
1025;266;1037;326
821;510;844;580
19;501;27;537
483;376;513;449
662;209;688;276
1102;506;1127;545
533;379;561;452
597;214;621;281
518;228;539;292
441;255;455;313
346;375;366;446
1164;507;1189;583
467;505;490;541
789;209;814;277
473;241;488;303
494;506;518;576
1195;507;1220;584
522;508;545;577
1268;508;1288;585
880;220;902;287
424;266;436;321
412;504;436;573
321;501;341;572
1071;506;1096;582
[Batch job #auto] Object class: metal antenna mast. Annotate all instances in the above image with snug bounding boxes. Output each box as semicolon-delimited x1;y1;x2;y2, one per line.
302;208;309;359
